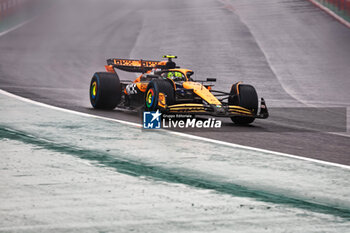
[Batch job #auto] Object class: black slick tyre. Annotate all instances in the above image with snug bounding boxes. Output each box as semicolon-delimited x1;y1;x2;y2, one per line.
90;72;121;109
145;79;175;111
229;83;258;125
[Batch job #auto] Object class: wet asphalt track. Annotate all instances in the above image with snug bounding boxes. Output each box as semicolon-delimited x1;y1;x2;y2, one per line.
0;0;349;164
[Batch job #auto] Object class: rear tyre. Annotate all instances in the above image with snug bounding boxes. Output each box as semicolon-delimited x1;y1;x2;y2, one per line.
145;79;175;111
229;83;258;125
90;72;121;109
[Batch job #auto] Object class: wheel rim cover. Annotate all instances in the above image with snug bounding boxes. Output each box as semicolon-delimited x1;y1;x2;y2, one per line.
91;81;97;99
146;89;154;108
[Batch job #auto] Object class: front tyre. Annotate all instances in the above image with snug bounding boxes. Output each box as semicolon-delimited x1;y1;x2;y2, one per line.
229;83;258;125
145;79;175;111
90;72;121;109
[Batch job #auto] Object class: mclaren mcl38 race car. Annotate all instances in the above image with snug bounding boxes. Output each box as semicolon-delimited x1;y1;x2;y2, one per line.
89;55;268;125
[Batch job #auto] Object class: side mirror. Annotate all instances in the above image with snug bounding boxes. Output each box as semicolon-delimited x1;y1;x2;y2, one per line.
206;78;216;82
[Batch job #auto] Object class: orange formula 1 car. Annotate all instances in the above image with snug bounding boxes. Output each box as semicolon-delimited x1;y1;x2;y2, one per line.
89;55;268;124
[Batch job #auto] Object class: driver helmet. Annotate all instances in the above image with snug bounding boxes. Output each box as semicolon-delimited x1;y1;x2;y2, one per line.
167;71;183;81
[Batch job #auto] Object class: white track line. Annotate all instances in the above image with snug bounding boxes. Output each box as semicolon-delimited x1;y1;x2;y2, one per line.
0;90;141;128
0;18;34;37
308;0;350;28
1;89;349;170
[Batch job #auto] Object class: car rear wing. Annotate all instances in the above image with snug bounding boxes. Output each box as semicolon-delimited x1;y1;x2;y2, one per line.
106;58;165;73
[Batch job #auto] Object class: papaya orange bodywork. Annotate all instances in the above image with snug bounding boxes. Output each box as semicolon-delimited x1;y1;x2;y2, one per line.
105;65;116;73
136;82;148;92
158;93;166;108
182;82;221;105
